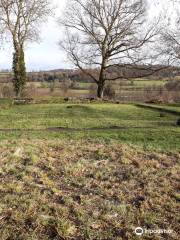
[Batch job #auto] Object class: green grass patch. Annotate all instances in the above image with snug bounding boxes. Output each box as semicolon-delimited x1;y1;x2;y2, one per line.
0;103;178;129
133;79;167;87
0;103;179;150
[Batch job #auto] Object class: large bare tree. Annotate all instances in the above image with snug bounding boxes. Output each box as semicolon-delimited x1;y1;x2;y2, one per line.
60;0;161;98
0;0;52;97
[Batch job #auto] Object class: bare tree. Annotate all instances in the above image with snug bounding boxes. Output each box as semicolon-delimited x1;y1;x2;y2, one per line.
0;0;52;97
59;0;162;98
160;0;180;64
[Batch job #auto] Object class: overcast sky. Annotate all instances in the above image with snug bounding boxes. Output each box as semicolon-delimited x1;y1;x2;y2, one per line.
0;0;68;71
0;0;173;71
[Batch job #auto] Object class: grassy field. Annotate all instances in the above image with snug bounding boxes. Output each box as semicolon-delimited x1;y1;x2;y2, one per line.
0;102;179;239
0;77;176;101
0;103;178;129
0;102;179;151
77;79;167;89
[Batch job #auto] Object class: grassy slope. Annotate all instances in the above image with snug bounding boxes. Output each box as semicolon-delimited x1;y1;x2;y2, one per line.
0;140;179;240
0;103;179;151
151;104;180;113
135;103;180;116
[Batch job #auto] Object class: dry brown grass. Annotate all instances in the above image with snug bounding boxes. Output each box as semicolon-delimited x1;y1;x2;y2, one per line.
0;140;179;239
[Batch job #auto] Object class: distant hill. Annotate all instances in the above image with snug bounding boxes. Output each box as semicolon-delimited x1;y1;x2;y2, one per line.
1;65;180;83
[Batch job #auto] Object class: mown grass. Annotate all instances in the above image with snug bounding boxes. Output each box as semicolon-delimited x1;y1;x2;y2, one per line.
0;103;178;129
0;140;179;240
0;103;179;151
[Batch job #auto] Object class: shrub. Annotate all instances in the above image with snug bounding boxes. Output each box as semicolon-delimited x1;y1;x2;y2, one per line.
22;83;37;98
165;80;180;91
49;81;55;93
70;81;78;89
104;84;116;99
60;79;72;95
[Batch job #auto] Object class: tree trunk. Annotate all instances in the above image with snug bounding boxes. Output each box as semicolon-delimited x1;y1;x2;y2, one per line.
97;58;107;98
13;43;26;97
97;82;104;98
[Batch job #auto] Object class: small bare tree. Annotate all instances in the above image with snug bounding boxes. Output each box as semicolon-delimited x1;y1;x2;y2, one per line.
159;0;180;64
59;0;161;98
0;0;52;97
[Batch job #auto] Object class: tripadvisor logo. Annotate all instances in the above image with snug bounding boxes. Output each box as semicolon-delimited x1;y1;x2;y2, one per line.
134;227;173;236
135;227;144;236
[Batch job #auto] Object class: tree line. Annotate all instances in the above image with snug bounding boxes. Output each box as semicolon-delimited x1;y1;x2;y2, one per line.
0;0;180;98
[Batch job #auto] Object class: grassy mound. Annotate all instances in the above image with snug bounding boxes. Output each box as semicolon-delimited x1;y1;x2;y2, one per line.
0;140;179;239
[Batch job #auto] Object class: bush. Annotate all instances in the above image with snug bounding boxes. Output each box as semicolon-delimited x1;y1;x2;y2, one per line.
165;80;180;91
22;83;37;98
104;84;116;99
60;79;72;95
49;81;55;93
70;81;78;89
